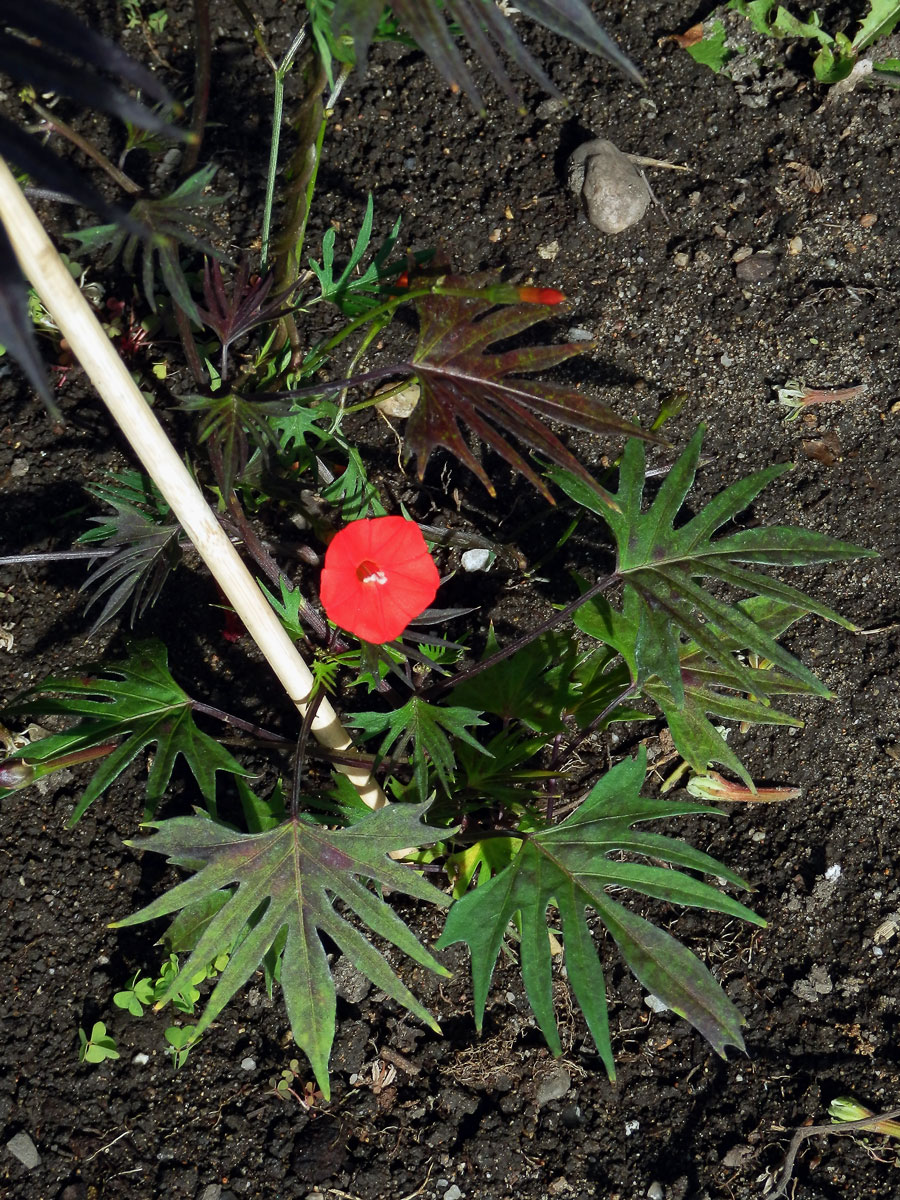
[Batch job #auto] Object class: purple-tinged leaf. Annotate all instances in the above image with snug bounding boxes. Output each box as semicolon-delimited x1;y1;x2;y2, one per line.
405;272;650;502
113;803;452;1097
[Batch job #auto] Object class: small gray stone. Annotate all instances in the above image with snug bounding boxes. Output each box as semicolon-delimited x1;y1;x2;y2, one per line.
535;1065;571;1108
443;1187;463;1200
7;1131;41;1169
197;1187;222;1200
332;956;372;1004
240;1057;256;1071
648;1183;665;1200
461;549;492;572
735;252;778;283
567;139;650;234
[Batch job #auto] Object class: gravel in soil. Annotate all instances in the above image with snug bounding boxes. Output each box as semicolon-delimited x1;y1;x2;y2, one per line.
1;2;900;1198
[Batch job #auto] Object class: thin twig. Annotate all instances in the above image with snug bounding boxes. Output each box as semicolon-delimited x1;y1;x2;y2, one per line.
770;1107;900;1198
29;101;142;195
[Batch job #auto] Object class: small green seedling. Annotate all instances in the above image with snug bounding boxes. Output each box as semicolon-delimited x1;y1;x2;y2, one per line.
829;1096;900;1138
164;1025;198;1069
78;1021;120;1064
113;971;156;1017
267;1058;314;1107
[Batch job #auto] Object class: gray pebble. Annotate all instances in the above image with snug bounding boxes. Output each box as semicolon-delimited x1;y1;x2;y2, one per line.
332;955;372;1004
567;139;650;234
7;1131;40;1169
535;1064;571;1107
735;252;778;283
443;1187;463;1200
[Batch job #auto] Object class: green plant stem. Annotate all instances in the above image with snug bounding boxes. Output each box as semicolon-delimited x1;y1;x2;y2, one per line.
0;156;386;812
261;26;309;272
424;572;618;702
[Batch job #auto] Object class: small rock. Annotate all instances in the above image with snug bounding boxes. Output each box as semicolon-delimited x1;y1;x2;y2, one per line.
648;1183;665;1200
735;252;778;283
332;956;372;1004
197;1188;222;1200
625;1118;640;1136
10;459;29;478
722;1144;755;1168
536;97;567;119
461;549;492;572
548;1178;570;1196
374;381;419;419
673;251;690;268
535;1064;571;1107
240;1057;256;1071
567;139;650;234
645;993;668;1014
443;1187;463;1200
7;1131;41;1169
566;327;594;342
537;239;560;260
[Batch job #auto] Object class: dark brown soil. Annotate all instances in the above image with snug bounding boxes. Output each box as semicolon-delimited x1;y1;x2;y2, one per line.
1;2;899;1199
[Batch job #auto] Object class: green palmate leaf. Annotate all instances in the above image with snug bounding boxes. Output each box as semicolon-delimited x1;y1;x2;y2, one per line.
451;629;578;734
329;0;641;111
438;749;762;1079
79;469;182;632
553;426;875;706
574;589;817;787
455;728;556;812
68;166;224;321
113;803;452;1096
181;391;287;499
405;272;649;501
309;192;406;316
348;696;490;801
1;639;246;822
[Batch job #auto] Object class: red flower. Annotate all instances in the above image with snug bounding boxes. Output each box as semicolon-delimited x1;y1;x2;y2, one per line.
320;517;440;643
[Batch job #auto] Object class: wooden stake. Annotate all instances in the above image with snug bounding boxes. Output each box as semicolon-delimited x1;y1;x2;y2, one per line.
0;157;386;810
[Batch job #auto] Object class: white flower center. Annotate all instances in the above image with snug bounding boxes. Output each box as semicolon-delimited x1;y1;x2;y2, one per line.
360;568;388;586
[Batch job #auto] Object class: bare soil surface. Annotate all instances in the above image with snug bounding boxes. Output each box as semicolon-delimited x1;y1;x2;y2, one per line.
1;2;899;1199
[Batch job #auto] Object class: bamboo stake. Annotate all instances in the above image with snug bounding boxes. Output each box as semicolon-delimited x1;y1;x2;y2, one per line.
0;157;386;811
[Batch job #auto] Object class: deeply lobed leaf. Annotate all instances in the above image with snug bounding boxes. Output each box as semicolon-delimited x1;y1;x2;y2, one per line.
553;426;875;704
438;749;761;1077
405;272;650;501
114;803;453;1096
329;0;642;110
1;640;246;822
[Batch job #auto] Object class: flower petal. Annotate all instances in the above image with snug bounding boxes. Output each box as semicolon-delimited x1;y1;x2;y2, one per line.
320;517;440;642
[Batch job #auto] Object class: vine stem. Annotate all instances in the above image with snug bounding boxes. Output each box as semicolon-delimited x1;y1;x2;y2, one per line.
0;157;386;812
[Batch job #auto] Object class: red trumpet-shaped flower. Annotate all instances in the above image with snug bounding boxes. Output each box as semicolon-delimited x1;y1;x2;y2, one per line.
320;516;440;643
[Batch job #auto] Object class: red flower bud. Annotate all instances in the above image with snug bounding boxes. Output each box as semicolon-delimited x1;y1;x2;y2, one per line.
320;517;439;643
515;286;566;305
